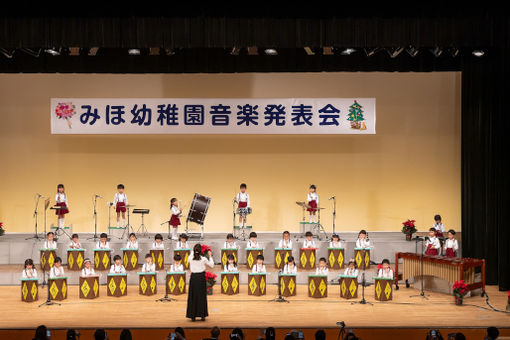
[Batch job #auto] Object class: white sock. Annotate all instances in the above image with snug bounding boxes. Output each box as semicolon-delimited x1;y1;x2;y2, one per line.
59;219;64;228
117;220;120;227
309;216;312;223
172;228;178;238
122;219;126;227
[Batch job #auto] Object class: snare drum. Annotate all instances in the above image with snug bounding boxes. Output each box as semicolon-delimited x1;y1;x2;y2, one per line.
237;207;252;216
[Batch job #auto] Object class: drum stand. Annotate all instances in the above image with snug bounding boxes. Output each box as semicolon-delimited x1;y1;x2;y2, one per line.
352;271;372;305
26;195;43;240
119;207;134;239
39;276;60;307
136;211;150;237
312;206;328;241
185;220;204;240
160;220;171;239
409;237;429;299
52;208;72;241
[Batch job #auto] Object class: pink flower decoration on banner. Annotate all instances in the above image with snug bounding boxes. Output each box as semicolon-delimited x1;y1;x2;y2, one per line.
55;102;76;129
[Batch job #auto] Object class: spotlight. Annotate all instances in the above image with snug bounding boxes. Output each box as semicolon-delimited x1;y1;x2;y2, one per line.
322;46;334;55
385;47;404;58
230;46;241;55
364;47;380;57
247;46;258;55
88;47;99;56
406;46;419;57
430;47;443;57
304;46;315;55
149;47;160;56
0;48;14;58
448;46;459;57
20;48;41;58
472;50;485;57
69;47;80;56
44;48;61;56
264;48;278;55
164;48;175;56
340;48;356;55
128;48;140;56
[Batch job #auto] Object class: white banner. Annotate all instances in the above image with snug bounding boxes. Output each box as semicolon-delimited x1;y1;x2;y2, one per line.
51;98;376;134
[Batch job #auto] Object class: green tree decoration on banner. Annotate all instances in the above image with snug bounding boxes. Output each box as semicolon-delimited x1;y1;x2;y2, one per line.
347;100;366;130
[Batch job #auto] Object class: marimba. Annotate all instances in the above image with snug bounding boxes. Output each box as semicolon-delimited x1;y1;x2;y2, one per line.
48;277;68;301
122;248;139;271
138;272;157;296
20;278;38;302
107;273;128;297
221;248;238;267
248;273;266;296
339;275;358;299
67;249;85;271
221;272;240;295
93;249;111;271
150;249;165;270
246;248;263;269
300;248;317;270
79;275;99;299
274;248;292;270
39;249;57;271
166;272;186;295
278;273;297;297
374;277;393;301
395;252;486;295
328;248;345;269
308;275;328;298
174;249;191;270
354;248;371;270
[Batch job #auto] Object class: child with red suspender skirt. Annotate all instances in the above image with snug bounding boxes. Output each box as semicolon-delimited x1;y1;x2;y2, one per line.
307;184;319;223
444;229;459;257
234;183;250;228
169;198;182;240
55;184;69;229
425;227;441;256
113;184;128;228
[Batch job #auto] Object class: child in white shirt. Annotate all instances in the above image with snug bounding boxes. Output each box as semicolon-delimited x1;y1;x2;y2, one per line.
43;232;57;250
251;255;266;273
169;254;184;272
22;259;38;279
329;234;342;248
278;230;293;248
96;233;110;249
282;256;297;274
223;233;238;249
377;259;394;279
343;260;358;277
355;230;370;249
246;232;260;248
425;228;441;256
307;184;319;223
125;232;138;249
81;258;96;276
224;254;238;272
303;231;316;248
152;233;165;250
49;257;65;278
68;233;81;249
142;253;156;272
110;255;126;274
444;229;459;258
315;257;329;275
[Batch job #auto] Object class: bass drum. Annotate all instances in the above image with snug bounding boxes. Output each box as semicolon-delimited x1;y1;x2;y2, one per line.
187;193;211;225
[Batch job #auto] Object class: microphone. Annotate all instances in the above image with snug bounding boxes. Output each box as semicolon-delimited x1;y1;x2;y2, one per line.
37;193;45;198
95;194;103;198
328;196;336;200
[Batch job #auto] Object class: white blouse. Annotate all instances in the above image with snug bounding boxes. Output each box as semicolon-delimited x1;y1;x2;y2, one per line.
278;239;293;248
444;238;459;251
223;241;238;249
343;267;358;276
96;241;110;249
176;241;190;249
49;266;65;278
43;240;57;249
125;240;138;249
355;238;370;248
224;264;239;272
68;240;81;249
55;193;68;205
251;263;266;273
22;268;38;279
329;241;343;248
189;256;214;273
171;205;181;215
169;263;184;272
142;263;156;272
282;264;297;274
303;239;316;248
113;193;128;204
235;192;251;207
315;267;329;275
377;268;394;279
246;240;260;248
432;222;445;232
110;264;126;274
425;236;441;250
307;192;319;203
152;241;165;250
81;267;96;276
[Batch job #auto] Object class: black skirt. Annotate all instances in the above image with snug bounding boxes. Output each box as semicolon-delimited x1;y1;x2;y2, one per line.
186;271;208;318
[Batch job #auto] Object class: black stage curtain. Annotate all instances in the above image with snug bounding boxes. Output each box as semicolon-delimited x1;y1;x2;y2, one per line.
461;19;510;291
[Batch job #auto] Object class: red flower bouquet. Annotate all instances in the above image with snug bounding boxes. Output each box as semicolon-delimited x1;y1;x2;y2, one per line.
401;219;417;240
452;280;469;305
205;271;217;295
201;244;212;259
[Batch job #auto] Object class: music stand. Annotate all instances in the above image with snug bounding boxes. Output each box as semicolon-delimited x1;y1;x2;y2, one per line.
119;205;135;239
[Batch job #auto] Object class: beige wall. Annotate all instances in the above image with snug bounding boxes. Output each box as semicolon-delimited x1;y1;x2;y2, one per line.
0;72;461;233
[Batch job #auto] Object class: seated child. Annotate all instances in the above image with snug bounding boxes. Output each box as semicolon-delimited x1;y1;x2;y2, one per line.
125;232;138;249
110;254;126;274
315;257;328;275
69;233;81;249
377;259;394;279
49;257;65;278
81;258;96;276
176;234;190;249
303;231;316;248
22;258;38;279
96;233;110;249
43;231;57;249
355;230;370;249
152;233;165;250
223;233;238;249
142;253;156;272
246;232;260;248
278;231;293;248
251;254;266;273
329;234;342;248
224;254;238;272
343;259;358;277
169;254;184;272
282;256;297;274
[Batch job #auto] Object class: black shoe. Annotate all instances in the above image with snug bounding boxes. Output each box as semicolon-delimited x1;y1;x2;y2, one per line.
191;317;196;322
201;317;206;321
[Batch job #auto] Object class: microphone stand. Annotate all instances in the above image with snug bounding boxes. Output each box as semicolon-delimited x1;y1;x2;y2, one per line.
410;237;428;299
156;285;177;302
269;271;289;303
27;195;43;240
88;195;100;240
39;276;60;307
331;196;337;235
352;271;372;305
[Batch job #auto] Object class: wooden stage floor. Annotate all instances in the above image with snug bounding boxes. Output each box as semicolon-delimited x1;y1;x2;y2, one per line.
1;284;509;330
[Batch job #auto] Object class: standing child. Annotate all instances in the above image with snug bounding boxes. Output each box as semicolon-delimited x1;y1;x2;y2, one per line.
43;232;57;249
152;233;165;250
55;184;69;229
330;234;342;248
432;214;445;237
113;184;128;228
169;198;182;240
307;184;319;223
343;259;358;277
69;233;81;249
22;259;38;279
282;256;297;274
303;231;316;248
223;233;238;249
425;227;441;256
246;232;259;248
169;254;184;272
49;257;65;278
224;254;238;272
377;259;393;279
125;233;138;249
315;257;328;275
278;231;293;248
444;229;459;258
142;254;156;272
96;233;110;249
81;258;96;276
110;255;126;273
251;255;266;273
355;230;370;249
234;183;251;227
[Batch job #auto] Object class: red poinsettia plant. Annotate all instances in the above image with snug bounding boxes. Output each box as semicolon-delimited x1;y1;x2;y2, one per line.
401;219;417;235
452;280;469;305
205;272;217;286
0;222;5;236
201;244;212;259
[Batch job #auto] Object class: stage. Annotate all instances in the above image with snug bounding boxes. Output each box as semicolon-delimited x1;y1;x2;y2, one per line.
1;284;508;330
